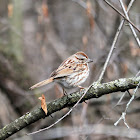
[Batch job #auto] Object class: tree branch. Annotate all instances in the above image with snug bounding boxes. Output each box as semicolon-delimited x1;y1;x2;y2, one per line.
104;0;140;33
97;0;135;82
119;0;140;48
0;76;140;139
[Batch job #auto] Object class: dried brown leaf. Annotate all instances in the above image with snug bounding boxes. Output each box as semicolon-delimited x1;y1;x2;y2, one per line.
42;3;49;18
86;1;92;15
86;1;94;30
8;3;13;17
38;94;47;115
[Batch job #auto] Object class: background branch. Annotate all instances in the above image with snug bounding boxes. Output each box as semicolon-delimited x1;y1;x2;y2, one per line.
97;0;135;83
104;0;140;33
31;124;140;140
0;76;139;140
119;0;140;48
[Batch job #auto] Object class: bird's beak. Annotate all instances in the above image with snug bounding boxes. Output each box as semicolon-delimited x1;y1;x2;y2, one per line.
87;58;93;63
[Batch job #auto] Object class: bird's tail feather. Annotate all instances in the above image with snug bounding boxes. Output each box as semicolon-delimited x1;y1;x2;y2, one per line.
30;77;54;90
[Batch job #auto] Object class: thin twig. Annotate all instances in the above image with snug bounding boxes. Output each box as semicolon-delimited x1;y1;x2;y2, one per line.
97;0;135;82
114;71;140;127
127;90;132;97
135;70;140;77
125;82;140;112
115;92;126;106
114;112;130;128
104;0;140;33
119;0;140;48
114;80;140;128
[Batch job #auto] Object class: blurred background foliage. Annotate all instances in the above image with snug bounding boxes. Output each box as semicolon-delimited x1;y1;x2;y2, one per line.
0;0;140;139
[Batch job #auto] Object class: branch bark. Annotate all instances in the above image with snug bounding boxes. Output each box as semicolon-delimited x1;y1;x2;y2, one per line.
0;76;140;140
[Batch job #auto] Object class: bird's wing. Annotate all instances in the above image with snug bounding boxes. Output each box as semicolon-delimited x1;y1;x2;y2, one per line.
50;63;85;78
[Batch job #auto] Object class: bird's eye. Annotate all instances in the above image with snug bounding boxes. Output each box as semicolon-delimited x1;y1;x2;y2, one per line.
80;58;84;60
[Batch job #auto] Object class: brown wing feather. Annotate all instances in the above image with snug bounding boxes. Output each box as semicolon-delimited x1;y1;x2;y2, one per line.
51;66;74;78
50;56;75;78
51;63;85;79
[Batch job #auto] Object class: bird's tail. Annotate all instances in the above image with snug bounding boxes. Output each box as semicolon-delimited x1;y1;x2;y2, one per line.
30;77;54;90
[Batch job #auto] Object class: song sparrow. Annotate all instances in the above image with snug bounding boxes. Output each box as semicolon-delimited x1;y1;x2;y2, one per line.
30;51;93;90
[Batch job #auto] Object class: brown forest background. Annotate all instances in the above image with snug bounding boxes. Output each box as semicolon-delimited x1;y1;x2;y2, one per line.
0;0;140;140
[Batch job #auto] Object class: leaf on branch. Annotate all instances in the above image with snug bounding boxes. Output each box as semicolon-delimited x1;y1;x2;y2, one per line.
86;0;94;30
8;3;13;17
38;94;47;115
42;2;49;18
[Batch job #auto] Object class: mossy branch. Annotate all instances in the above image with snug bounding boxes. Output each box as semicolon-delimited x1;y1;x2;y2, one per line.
0;76;140;140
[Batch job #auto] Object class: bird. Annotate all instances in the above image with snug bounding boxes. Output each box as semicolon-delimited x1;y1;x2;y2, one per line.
30;51;93;91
